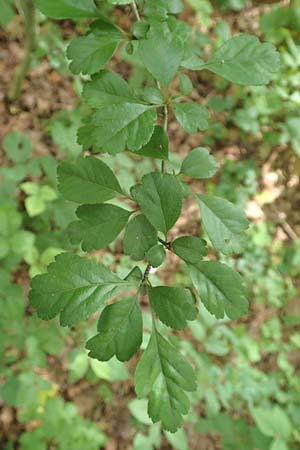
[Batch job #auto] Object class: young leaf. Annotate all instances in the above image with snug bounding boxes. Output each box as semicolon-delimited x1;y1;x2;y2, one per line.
29;253;131;326
138;24;184;87
132;126;169;160
197;194;249;254
173;103;209;133
179;72;193;96
201;33;280;86
68;204;131;251
86;296;142;361
80;72;157;153
57;156;122;203
180;147;217;179
172;236;207;264
188;261;248;319
34;0;100;18
135;329;196;432
123;214;157;261
149;286;197;329
131;172;183;236
146;244;166;268
67;20;123;75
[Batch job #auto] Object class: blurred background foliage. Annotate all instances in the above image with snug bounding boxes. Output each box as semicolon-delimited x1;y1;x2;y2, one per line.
0;1;300;449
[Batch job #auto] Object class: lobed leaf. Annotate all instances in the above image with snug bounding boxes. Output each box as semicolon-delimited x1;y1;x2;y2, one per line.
197;194;249;254
86;296;142;361
29;253;131;326
68;204;131;251
173;103;209;134
135;329;196;432
180;147;218;179
131;172;183;236
149;286;197;329
188;261;248;319
57;156;122;203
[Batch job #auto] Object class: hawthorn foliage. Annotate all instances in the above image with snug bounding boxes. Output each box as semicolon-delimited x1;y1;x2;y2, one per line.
30;0;280;432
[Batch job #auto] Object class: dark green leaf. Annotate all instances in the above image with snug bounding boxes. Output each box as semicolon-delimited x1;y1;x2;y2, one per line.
138;25;184;87
29;253;130;326
67;20;122;75
131;172;183;236
173;103;209;133
57;156;122;203
146;244;166;268
133;126;169;160
201;33;280;86
123;214;157;261
68;204;131;251
34;0;100;18
172;236;207;264
197;194;249;254
135;329;196;432
181;147;217;179
188;261;248;319
86;296;142;361
149;286;197;329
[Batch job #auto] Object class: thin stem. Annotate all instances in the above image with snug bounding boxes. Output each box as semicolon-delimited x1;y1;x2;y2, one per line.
132;0;141;21
161;104;168;173
8;0;37;101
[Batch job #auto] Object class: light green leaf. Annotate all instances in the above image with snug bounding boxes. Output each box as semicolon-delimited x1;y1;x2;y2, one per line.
197;194;249;254
135;329;196;432
188;261;248;319
68;204;131;251
172;236;207;264
67;20;122;75
179;72;193;96
146;244;166;268
90;357;129;382
201;33;280;86
251;407;292;440
138;24;184;87
181;147;217;179
131;172;183;236
80;71;157;153
29;253;131;326
57;156;122;203
3;131;32;163
86;296;142;361
34;0;100;18
164;428;188;450
149;286;197;329
129;399;153;426
24;195;45;217
123;214;157;261
173;103;209;133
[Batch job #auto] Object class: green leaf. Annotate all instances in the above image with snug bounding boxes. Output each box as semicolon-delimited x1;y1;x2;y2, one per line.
34;0;100;18
133;126;169;160
197;194;249;254
180;148;217;179
138;24;184;87
123;214;157;261
179;73;193;96
57;156;122;203
149;286;197;329
86;296;142;361
251;407;292;440
80;71;157;153
3;131;32;163
68;204;131;251
146;244;166;268
188;261;248;319
172;236;207;264
135;329;196;432
201;33;280;86
173;103;209;133
131;172;183;236
0;0;15;29
67;20;122;75
29;253;130;326
144;0;183;18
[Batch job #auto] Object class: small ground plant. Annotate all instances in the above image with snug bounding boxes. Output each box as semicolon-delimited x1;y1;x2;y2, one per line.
29;0;280;432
